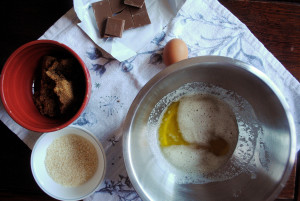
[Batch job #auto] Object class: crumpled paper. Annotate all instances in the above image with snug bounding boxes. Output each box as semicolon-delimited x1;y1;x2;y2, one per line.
73;0;186;61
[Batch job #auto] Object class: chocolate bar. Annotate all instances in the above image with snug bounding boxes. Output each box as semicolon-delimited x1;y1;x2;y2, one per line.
113;7;134;30
129;2;146;15
92;0;113;37
104;17;125;37
129;3;150;28
132;10;151;28
109;0;126;14
124;0;144;8
92;0;151;38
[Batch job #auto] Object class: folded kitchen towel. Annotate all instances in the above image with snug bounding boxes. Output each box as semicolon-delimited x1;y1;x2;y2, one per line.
1;0;299;200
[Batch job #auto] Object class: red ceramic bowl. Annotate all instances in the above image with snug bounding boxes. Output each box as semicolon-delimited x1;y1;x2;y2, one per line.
0;40;91;132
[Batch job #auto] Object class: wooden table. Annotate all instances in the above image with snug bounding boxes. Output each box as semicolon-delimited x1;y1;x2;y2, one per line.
219;1;300;200
0;0;299;200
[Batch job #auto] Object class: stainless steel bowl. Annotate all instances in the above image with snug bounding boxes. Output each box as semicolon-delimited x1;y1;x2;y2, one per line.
122;56;296;201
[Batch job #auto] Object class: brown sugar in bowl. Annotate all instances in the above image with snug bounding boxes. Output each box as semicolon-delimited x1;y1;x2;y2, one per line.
0;40;91;132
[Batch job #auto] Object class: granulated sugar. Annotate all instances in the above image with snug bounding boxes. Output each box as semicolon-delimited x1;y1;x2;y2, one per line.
45;134;98;187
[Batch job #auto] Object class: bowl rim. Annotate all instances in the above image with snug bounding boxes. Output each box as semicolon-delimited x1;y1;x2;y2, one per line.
30;125;106;200
122;55;296;201
0;40;91;133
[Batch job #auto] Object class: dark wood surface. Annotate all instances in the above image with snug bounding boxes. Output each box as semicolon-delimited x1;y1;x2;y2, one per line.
219;1;300;200
219;0;300;81
0;0;299;200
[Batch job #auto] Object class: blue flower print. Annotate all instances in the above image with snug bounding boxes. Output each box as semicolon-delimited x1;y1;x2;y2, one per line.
87;47;103;60
92;64;106;77
99;96;124;117
95;175;141;201
73;111;97;127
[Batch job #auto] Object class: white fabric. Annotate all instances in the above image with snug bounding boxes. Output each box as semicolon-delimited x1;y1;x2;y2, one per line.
1;0;299;200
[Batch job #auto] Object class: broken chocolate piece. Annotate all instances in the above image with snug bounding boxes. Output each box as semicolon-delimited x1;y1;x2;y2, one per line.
129;2;146;15
92;0;113;37
124;0;144;8
104;17;125;37
113;7;134;30
132;10;151;28
93;0;151;39
109;0;126;14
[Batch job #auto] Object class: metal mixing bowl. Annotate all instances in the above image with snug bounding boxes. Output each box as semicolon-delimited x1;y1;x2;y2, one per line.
122;56;296;201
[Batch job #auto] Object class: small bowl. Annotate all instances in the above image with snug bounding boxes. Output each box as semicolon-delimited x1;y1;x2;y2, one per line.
31;126;106;200
0;40;91;132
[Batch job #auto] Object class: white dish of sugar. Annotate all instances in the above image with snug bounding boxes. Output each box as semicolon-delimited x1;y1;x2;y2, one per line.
31;126;106;201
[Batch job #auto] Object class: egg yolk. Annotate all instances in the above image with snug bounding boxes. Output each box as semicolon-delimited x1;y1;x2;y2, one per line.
158;100;230;156
158;101;189;147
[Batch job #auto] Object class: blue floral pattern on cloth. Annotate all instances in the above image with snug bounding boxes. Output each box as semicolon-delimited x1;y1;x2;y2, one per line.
99;96;124;117
79;1;269;200
95;175;141;201
68;0;300;201
1;1;299;201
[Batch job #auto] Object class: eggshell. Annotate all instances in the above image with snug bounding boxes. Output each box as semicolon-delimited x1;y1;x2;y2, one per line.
163;39;188;66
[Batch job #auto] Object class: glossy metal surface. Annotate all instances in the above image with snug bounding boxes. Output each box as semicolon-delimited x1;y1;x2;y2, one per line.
122;56;296;201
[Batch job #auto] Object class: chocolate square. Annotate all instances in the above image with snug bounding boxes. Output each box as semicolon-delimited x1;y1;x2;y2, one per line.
92;0;113;37
113;7;134;30
109;0;126;14
129;2;146;15
132;10;151;28
124;0;144;8
104;17;125;37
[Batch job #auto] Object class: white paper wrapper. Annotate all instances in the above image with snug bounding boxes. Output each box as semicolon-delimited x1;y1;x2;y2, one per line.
73;0;186;61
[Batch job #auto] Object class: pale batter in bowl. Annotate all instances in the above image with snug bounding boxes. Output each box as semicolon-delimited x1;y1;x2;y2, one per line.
159;94;238;175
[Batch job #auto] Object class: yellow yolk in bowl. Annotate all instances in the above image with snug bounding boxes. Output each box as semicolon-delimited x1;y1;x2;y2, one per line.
158;95;236;158
158;101;189;147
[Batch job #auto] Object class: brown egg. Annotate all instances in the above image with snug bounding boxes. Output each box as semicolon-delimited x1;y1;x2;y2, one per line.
163;38;188;66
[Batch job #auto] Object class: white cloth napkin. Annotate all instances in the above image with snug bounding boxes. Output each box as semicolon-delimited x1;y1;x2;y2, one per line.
1;0;300;200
